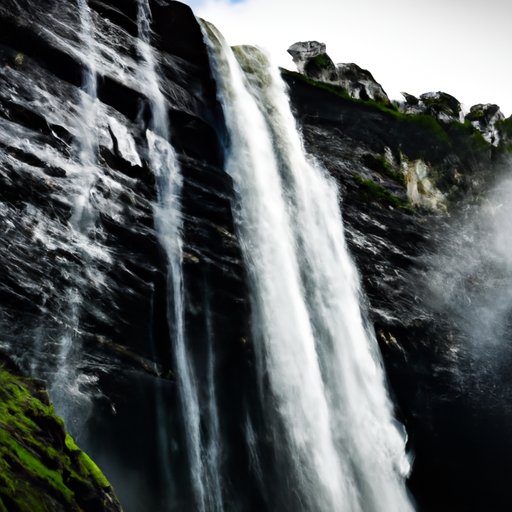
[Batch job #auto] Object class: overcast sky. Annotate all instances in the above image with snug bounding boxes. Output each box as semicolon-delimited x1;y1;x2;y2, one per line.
183;0;512;116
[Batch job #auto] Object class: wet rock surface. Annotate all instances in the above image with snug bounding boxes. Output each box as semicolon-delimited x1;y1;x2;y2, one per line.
0;1;252;509
283;70;512;511
1;1;512;511
336;62;389;103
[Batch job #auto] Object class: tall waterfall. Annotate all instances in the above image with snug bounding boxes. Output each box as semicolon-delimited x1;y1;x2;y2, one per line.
204;24;414;512
49;0;100;435
136;2;208;510
71;0;99;230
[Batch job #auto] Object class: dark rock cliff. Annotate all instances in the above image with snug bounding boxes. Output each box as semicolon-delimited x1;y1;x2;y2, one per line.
1;1;512;511
0;0;252;509
283;70;512;511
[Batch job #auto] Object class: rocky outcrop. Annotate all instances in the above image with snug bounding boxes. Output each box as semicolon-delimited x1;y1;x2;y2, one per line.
287;41;338;82
283;67;512;512
401;91;463;123
287;41;389;103
0;356;121;511
465;103;504;145
337;62;389;103
402;158;447;211
2;1;512;511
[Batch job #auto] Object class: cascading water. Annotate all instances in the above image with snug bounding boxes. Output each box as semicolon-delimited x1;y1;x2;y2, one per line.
71;0;99;230
202;284;224;512
136;2;209;510
203;23;414;511
49;0;100;436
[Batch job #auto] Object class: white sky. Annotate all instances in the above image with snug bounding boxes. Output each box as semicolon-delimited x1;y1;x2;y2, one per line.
183;0;512;116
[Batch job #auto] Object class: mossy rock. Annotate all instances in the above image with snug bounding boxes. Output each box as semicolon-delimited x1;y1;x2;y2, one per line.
361;153;405;185
0;366;121;512
419;92;461;119
353;175;409;210
497;116;512;137
303;53;338;81
308;53;333;69
496;116;512;151
283;67;495;202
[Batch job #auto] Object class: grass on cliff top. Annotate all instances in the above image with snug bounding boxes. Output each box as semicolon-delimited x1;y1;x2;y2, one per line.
282;69;493;158
496;116;512;138
282;68;398;112
495;117;512;153
0;367;113;511
282;69;353;100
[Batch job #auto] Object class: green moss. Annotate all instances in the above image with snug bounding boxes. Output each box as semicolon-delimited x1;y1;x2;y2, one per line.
283;69;454;145
0;430;73;502
497;117;512;138
65;435;111;489
404;115;450;144
353;175;409;209
309;53;332;69
362;154;405;185
282;67;496;197
0;367;116;511
442;121;492;165
283;69;351;99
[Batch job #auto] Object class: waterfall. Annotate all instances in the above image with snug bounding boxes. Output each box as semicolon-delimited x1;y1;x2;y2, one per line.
203;24;414;512
71;0;99;230
135;2;208;510
203;284;224;512
49;0;100;436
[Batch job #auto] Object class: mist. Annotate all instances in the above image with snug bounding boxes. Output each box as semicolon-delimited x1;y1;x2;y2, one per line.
423;157;512;405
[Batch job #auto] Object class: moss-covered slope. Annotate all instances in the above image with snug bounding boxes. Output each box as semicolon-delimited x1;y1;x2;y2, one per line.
0;366;121;512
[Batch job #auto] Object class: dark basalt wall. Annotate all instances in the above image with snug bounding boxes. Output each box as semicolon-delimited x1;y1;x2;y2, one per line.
0;0;255;509
1;0;512;511
283;72;512;511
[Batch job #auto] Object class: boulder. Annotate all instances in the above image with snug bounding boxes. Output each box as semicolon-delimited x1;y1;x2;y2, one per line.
287;41;389;103
400;92;423;114
465;103;504;145
337;62;389;103
401;91;463;123
287;41;338;82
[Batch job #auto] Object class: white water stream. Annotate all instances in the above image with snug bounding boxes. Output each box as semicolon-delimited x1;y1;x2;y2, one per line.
204;24;414;512
136;2;210;510
50;0;100;436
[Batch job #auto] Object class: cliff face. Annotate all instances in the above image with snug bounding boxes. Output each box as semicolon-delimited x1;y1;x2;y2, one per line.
1;0;512;511
0;0;253;509
283;69;512;511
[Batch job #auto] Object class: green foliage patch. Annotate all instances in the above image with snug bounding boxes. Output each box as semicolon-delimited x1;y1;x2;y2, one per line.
0;367;114;511
283;70;351;99
309;53;332;69
362;154;405;185
353;175;409;209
